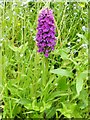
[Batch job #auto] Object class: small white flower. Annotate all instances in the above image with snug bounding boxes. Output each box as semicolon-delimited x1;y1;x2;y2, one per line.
74;7;76;9
0;38;4;41
84;12;87;14
80;18;82;20
68;42;70;46
0;43;2;47
14;3;17;6
67;7;69;10
32;36;36;41
22;26;26;29
74;13;77;15
30;9;32;12
0;1;4;7
55;83;58;86
81;44;87;48
82;26;87;31
13;11;16;15
20;54;23;57
77;39;80;42
30;29;33;32
21;2;28;7
73;4;76;6
6;16;10;20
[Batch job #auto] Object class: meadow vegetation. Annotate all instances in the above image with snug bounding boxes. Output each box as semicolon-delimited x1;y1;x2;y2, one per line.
0;1;88;119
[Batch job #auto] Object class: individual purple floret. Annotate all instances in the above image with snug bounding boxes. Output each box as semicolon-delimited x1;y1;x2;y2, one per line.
36;8;56;57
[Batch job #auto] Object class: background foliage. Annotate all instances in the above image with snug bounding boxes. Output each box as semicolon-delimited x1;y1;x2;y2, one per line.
0;1;88;119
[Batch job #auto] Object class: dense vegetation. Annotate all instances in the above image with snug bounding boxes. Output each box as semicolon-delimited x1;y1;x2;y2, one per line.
0;1;88;119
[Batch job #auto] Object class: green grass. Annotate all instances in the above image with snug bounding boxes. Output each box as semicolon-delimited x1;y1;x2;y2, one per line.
0;1;88;119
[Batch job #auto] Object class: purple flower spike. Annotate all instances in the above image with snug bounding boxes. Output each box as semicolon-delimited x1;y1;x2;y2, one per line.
36;8;56;57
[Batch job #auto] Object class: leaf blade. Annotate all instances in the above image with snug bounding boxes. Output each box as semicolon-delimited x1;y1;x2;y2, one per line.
50;68;73;78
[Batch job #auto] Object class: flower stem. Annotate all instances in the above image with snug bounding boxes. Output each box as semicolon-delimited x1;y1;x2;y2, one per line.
45;57;48;81
41;56;48;101
43;57;48;86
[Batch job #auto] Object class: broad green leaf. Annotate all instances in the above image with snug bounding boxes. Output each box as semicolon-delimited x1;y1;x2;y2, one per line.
57;76;68;90
52;49;60;55
57;102;82;118
76;71;88;95
50;68;73;78
76;78;83;96
19;98;31;105
19;98;32;110
60;49;68;60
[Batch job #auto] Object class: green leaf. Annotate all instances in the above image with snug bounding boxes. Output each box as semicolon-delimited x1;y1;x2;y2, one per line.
20;42;28;53
50;68;73;78
60;49;68;60
8;45;18;52
46;107;56;118
76;33;87;43
32;100;39;111
8;42;28;53
40;101;51;113
57;102;82;118
19;98;32;110
19;98;31;105
57;102;72;118
76;70;87;95
57;76;68;90
47;91;71;101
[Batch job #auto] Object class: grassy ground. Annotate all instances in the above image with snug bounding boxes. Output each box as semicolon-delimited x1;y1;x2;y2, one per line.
0;1;88;119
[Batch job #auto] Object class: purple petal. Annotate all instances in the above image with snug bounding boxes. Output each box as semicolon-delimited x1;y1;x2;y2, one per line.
36;8;56;57
43;33;48;39
43;28;49;32
44;53;49;57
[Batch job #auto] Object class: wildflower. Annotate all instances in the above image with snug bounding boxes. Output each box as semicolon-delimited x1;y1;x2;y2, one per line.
82;26;87;31
36;8;56;57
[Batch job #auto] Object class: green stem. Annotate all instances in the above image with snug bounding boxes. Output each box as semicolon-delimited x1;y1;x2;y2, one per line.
42;57;48;87
45;57;48;81
41;56;48;102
